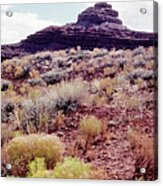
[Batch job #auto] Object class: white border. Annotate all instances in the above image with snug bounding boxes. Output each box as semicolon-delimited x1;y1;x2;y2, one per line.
0;0;162;186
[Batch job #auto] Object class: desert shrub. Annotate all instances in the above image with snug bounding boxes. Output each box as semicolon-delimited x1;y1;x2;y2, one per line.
130;69;145;78
141;70;154;81
20;79;89;133
19;98;52;133
128;130;156;180
133;46;145;57
27;78;45;87
92;48;107;58
33;52;53;63
27;158;52;178
53;157;91;179
14;66;23;78
20;99;40;133
28;157;92;179
41;70;67;85
14;65;30;79
128;69;154;84
27;88;42;101
128;69;144;84
100;77;112;91
69;48;77;55
18;89;47;131
1;79;12;91
1;124;14;145
55;111;66;129
79;116;102;140
5;134;64;177
47;79;90;113
1;124;23;146
19;83;29;94
116;58;127;69
5;65;13;73
1;100;15;123
29;69;40;79
133;59;146;68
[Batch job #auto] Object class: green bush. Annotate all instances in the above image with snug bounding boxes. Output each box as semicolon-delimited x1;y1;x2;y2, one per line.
27;158;52;178
6;134;64;177
53;157;91;179
27;157;93;179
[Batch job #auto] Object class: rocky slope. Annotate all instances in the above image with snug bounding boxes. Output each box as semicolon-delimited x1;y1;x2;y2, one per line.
1;2;157;61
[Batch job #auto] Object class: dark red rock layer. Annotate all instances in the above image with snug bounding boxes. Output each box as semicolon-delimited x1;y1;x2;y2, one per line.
1;2;157;61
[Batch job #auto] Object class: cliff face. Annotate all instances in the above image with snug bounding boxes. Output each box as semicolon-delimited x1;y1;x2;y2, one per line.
1;2;157;61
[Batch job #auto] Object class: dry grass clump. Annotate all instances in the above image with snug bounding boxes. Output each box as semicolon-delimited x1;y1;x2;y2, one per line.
79;115;102;141
5;134;64;177
128;130;156;180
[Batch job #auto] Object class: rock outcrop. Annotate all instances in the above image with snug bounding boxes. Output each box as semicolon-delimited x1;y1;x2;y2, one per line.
1;2;157;61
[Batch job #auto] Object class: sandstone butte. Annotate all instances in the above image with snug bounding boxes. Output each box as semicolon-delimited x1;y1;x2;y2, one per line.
1;2;158;61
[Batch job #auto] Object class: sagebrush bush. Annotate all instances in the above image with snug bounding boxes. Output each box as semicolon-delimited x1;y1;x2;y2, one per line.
20;99;41;133
1;100;15;123
53;157;91;179
47;79;90;113
6;134;64;176
41;70;67;85
20;79;89;133
27;78;45;87
133;46;145;57
79;115;102;139
20;94;55;133
1;79;12;91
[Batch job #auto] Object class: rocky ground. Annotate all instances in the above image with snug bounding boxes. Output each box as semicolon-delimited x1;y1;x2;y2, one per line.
1;46;157;180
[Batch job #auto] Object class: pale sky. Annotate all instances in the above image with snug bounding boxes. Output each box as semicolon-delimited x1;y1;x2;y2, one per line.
1;1;154;44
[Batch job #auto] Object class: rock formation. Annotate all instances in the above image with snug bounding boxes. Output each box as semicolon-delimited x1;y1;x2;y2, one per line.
1;2;157;61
